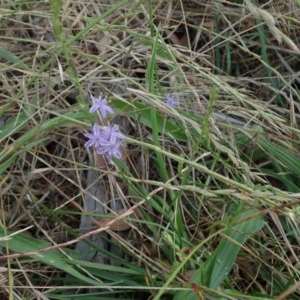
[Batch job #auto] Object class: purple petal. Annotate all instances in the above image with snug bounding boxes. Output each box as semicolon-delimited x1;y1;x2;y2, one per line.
84;123;124;163
95;144;108;155
92;123;100;135
83;132;94;139
165;95;179;107
89;95;114;117
112;148;122;159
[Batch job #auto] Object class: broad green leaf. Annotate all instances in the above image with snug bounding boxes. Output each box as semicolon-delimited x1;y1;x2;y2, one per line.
203;205;264;289
175;203;264;300
111;98;187;141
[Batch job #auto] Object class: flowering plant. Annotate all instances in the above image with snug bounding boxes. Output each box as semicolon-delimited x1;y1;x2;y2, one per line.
165;94;179;108
84;96;124;163
89;95;114;118
84;94;178;163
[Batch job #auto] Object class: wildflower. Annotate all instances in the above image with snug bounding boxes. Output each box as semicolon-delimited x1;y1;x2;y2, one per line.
89;95;114;118
84;123;103;148
84;124;124;163
99;124;124;144
165;94;179;108
95;138;123;162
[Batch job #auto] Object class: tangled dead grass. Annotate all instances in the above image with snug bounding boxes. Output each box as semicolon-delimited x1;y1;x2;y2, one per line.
1;0;300;298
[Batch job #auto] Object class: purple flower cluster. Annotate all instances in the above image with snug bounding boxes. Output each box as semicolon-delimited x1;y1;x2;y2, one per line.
84;93;177;162
165;94;179;108
85;95;124;163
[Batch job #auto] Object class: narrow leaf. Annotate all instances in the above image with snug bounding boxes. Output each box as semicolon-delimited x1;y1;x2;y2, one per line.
0;229;101;286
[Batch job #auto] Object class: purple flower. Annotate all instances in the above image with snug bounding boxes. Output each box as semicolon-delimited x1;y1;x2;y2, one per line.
84;124;103;148
99;125;124;143
89;95;114;118
165;94;179;108
84;124;124;163
95;139;123;162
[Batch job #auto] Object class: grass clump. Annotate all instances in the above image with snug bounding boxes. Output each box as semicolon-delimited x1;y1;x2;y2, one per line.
1;0;300;299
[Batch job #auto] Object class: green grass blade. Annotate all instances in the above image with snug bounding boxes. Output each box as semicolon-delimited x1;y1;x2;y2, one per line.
111;98;187;141
0;111;90;174
0;47;31;71
0;229;102;286
203;205;264;289
258;137;300;178
175;204;264;299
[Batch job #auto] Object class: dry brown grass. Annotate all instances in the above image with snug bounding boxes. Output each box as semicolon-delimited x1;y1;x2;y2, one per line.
1;0;300;299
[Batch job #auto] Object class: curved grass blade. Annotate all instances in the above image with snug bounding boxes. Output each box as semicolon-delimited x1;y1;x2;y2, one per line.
0;228;102;286
175;203;264;299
